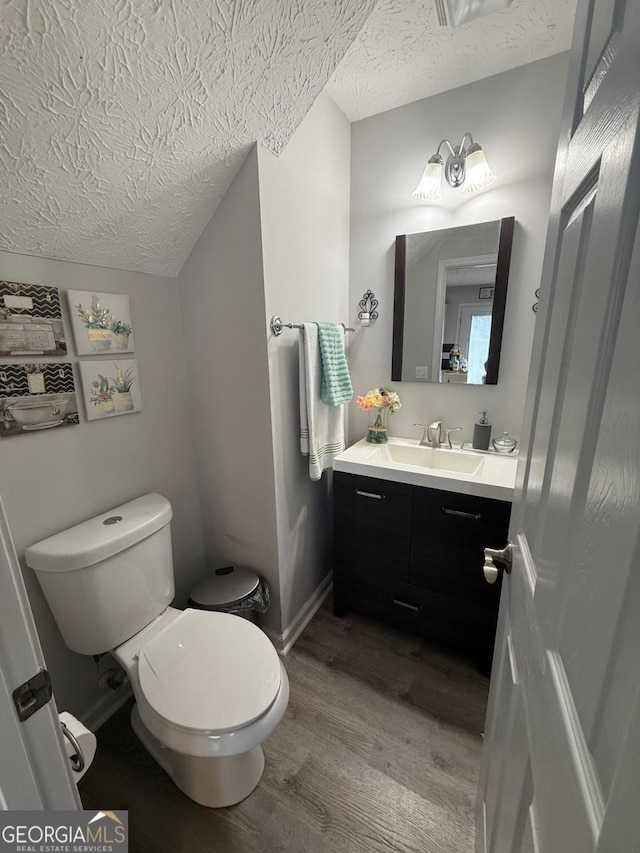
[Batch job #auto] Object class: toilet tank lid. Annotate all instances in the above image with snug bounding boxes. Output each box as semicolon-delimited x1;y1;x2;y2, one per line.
25;493;173;573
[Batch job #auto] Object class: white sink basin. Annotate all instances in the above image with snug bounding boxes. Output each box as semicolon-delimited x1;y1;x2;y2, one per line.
333;437;517;500
384;444;484;475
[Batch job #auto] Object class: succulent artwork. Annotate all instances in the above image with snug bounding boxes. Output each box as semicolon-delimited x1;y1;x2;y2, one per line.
70;291;135;356
89;374;113;406
79;359;141;421
110;319;132;336
76;294;113;329
111;365;135;393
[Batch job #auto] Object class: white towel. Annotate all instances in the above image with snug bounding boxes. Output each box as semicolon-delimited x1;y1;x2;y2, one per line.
299;323;346;480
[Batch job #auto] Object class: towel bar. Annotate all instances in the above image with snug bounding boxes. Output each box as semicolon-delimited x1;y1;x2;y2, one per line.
270;315;355;337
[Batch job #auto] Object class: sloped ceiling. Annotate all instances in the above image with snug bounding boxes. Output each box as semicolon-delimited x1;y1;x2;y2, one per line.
0;0;375;276
326;0;577;121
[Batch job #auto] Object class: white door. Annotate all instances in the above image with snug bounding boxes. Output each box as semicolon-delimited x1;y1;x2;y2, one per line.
477;1;640;851
0;496;80;809
456;303;492;384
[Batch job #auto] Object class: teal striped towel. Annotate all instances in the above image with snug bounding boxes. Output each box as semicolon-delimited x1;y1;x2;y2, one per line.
317;322;353;406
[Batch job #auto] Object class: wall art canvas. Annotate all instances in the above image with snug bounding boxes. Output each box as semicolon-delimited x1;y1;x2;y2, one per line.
68;290;136;356
0;363;79;439
79;359;142;421
0;281;66;356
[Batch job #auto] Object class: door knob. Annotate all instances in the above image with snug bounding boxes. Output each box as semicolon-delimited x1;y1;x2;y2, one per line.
483;542;514;584
483;558;500;584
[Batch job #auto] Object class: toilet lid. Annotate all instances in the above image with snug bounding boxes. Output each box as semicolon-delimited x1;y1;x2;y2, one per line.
138;609;281;733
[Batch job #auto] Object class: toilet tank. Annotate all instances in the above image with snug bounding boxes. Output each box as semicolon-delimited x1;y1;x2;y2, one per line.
25;494;175;655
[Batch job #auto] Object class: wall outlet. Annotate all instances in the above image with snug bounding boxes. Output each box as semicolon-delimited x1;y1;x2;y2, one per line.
415;366;429;379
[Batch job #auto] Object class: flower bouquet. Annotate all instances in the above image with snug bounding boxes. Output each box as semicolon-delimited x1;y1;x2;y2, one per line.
357;387;401;444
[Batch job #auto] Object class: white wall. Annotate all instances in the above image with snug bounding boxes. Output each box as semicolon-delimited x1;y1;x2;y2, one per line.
0;251;206;723
177;148;283;633
348;53;570;445
258;92;351;638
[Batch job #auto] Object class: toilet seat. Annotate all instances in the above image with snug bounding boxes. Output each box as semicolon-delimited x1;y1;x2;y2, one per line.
137;609;282;734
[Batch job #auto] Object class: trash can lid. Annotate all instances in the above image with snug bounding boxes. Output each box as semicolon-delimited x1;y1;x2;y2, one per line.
189;566;260;609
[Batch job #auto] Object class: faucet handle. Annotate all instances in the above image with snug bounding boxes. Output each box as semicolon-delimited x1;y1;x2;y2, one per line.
444;427;462;449
413;422;430;445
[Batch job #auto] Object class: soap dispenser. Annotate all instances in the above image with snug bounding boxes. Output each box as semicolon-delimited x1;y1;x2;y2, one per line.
473;410;492;450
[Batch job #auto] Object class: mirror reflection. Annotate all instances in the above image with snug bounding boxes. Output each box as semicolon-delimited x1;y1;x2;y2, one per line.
392;217;514;385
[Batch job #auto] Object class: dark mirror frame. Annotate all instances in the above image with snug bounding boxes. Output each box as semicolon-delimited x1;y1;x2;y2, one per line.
392;216;515;385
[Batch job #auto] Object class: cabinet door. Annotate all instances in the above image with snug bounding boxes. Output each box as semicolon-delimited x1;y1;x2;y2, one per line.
333;472;413;581
409;487;510;604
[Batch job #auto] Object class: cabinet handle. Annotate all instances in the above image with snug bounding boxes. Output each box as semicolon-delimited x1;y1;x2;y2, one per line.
355;489;386;500
442;507;481;520
392;598;421;612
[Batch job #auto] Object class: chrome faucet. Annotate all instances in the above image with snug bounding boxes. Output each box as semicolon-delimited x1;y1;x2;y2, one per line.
414;421;443;447
414;422;462;449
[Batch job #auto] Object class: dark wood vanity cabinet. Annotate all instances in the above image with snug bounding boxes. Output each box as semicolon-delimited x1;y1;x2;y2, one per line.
333;471;511;669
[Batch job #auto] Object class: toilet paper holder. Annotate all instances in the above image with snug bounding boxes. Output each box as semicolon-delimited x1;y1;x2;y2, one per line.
61;720;85;773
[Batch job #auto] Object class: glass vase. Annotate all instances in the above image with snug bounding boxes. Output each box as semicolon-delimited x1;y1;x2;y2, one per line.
366;407;389;444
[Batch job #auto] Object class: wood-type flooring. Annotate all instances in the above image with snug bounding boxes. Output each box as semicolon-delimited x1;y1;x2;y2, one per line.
79;602;490;852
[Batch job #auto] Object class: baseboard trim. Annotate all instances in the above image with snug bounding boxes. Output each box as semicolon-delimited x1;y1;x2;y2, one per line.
263;573;332;656
82;684;133;732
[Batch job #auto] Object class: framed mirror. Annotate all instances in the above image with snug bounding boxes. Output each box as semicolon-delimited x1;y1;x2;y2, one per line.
392;217;514;385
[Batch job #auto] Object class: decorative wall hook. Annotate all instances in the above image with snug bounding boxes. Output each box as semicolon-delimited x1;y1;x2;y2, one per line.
358;291;378;326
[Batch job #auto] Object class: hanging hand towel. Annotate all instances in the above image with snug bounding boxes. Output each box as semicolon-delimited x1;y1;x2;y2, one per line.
317;322;353;406
299;323;346;480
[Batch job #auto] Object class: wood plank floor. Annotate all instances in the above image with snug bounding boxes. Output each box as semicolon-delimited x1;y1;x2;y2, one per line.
79;603;490;853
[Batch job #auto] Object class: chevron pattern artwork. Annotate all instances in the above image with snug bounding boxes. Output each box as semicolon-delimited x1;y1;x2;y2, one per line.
0;362;79;439
0;281;66;356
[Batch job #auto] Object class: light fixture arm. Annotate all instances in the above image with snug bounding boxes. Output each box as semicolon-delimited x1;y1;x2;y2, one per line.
458;132;475;155
435;138;457;160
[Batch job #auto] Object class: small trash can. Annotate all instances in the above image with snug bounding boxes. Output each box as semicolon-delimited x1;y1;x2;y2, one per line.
188;566;269;624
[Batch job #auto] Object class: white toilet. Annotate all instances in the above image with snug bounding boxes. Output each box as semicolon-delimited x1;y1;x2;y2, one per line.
25;493;289;808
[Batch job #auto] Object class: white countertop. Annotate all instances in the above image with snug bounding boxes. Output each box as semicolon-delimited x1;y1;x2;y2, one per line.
333;437;518;502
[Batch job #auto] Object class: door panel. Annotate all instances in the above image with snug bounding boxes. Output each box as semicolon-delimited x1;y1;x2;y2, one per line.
0;498;80;809
583;0;625;109
477;4;640;850
570;219;640;792
521;194;594;560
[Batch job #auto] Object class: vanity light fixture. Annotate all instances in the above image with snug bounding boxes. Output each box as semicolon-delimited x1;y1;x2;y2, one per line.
412;133;497;201
358;290;379;326
434;0;513;28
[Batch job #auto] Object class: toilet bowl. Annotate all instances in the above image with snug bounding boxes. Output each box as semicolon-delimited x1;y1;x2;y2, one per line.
112;607;289;807
25;493;289;808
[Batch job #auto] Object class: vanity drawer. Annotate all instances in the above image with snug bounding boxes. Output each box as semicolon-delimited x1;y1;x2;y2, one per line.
334;563;430;629
334;563;498;656
414;486;511;526
334;472;413;581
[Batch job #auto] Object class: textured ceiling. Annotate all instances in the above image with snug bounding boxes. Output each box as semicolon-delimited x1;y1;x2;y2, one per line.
0;0;375;276
326;0;577;121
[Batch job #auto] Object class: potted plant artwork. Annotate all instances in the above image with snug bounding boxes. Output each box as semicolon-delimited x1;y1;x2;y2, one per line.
111;319;132;350
76;295;113;352
79;359;142;421
89;374;115;414
111;365;136;412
